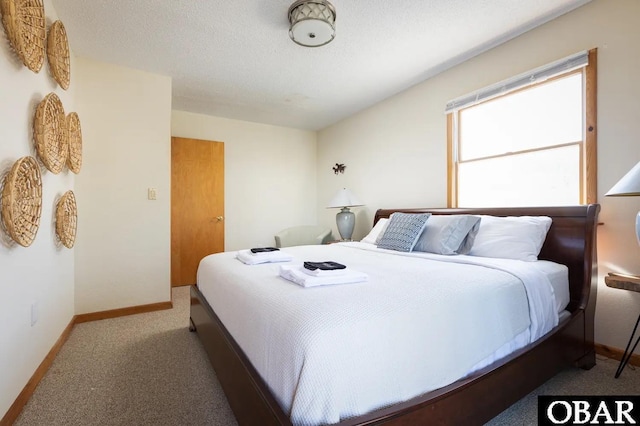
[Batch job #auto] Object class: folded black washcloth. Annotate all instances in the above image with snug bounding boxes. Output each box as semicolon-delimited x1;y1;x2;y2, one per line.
303;261;346;271
250;247;280;253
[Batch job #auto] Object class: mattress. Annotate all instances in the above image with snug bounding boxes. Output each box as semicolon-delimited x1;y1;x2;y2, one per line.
355;241;570;315
197;243;566;425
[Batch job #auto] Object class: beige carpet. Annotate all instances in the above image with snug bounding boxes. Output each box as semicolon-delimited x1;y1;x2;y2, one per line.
14;286;639;425
15;287;237;426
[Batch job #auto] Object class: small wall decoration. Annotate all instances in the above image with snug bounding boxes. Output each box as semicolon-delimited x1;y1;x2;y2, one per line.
34;92;67;174
55;190;76;248
1;156;42;247
66;112;82;173
0;0;46;73
46;20;70;89
332;163;346;174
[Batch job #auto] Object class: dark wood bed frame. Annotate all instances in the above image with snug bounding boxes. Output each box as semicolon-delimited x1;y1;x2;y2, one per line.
189;204;600;425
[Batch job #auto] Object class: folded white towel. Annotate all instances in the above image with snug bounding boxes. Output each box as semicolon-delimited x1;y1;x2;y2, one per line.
279;265;368;288
249;249;280;256
300;266;349;277
236;249;293;265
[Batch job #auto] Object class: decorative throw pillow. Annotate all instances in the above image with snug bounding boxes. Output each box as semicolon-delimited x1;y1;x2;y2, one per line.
377;213;431;252
413;215;481;255
468;215;552;261
361;218;389;245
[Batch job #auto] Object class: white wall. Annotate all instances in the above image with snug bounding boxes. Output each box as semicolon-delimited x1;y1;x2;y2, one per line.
0;1;75;417
171;111;318;251
73;58;172;314
318;91;445;240
318;0;640;353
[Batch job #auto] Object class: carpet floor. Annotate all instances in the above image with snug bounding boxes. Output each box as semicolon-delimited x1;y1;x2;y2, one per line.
14;286;639;425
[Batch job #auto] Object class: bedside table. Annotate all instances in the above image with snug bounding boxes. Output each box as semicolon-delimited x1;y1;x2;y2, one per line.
604;272;640;378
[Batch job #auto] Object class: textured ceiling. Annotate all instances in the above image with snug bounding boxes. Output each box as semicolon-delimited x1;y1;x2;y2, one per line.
51;0;591;130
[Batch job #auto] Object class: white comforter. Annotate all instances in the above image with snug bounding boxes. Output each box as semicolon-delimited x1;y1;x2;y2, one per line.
197;242;559;426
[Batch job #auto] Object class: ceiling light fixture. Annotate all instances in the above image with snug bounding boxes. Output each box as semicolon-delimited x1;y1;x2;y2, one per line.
288;0;336;48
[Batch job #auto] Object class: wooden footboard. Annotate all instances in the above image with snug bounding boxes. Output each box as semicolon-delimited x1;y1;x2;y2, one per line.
190;204;600;425
190;286;290;425
191;285;592;425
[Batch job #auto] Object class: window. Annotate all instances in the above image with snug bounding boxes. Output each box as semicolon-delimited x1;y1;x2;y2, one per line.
447;49;597;208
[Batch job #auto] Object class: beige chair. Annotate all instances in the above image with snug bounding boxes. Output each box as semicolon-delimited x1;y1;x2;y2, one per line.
274;225;332;248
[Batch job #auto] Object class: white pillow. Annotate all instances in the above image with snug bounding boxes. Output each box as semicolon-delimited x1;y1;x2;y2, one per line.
361;218;389;244
467;215;552;261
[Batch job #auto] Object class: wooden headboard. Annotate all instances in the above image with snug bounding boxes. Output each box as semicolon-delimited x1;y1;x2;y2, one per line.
374;205;600;313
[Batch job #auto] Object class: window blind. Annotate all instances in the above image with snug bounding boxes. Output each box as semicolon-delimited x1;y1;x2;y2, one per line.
445;50;588;113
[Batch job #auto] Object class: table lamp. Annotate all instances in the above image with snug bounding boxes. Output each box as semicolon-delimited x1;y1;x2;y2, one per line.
606;161;640;245
327;188;363;241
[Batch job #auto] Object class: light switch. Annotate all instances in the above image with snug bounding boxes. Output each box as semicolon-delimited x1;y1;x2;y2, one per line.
148;188;157;200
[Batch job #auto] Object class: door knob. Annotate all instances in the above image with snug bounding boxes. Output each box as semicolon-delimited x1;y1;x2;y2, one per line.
216;216;224;221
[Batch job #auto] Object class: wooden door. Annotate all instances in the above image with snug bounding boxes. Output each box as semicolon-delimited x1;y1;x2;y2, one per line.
171;137;224;286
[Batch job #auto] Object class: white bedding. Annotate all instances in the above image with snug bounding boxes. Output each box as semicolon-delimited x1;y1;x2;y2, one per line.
197;243;566;425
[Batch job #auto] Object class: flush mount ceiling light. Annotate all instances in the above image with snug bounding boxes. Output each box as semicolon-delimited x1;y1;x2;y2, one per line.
288;0;336;47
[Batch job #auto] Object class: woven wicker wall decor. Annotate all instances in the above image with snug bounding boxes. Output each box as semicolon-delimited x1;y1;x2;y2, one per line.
34;92;67;174
0;0;45;72
55;190;76;248
46;20;70;89
1;156;42;247
66;112;82;173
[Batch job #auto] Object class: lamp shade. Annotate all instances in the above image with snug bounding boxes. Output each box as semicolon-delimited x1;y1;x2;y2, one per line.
326;188;363;208
606;161;640;196
606;160;640;247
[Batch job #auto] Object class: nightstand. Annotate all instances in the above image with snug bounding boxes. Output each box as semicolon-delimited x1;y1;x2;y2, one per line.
604;272;640;378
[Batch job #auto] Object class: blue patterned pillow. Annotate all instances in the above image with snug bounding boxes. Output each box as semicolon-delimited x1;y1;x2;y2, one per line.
377;213;431;252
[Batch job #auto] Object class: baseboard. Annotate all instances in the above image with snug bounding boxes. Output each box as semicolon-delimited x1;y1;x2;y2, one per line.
0;316;76;426
74;301;173;324
595;343;640;367
1;299;173;425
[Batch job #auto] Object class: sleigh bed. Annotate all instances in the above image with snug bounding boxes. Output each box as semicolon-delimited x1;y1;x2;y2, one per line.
189;204;600;425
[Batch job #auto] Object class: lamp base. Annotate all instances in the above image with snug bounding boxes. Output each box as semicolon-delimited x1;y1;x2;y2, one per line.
336;207;355;241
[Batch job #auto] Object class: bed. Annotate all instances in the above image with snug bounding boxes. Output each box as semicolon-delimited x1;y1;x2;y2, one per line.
189;205;600;425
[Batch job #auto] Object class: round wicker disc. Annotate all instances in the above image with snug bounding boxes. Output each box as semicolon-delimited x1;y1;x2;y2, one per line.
0;0;45;72
66;112;82;174
34;92;68;174
46;20;70;90
0;156;42;247
55;190;76;248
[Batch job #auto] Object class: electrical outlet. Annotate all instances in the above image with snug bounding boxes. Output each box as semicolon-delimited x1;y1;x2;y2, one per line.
31;301;39;326
148;188;157;200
